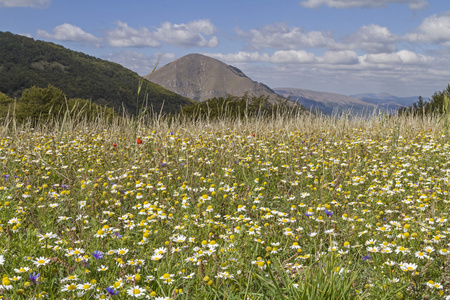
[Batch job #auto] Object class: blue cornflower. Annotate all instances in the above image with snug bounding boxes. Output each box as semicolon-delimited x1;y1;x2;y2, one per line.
92;250;104;259
305;213;312;217
106;286;118;295
324;209;334;216
362;255;371;261
29;272;40;284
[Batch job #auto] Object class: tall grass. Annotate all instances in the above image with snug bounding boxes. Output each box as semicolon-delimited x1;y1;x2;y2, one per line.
0;107;448;299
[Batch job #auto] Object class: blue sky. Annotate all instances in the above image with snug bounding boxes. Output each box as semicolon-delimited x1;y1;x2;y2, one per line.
1;0;450;98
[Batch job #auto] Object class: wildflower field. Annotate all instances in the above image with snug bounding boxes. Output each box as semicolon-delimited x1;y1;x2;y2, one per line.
0;113;450;299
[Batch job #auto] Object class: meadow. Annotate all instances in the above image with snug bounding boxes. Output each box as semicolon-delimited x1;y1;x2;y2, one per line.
0;111;449;299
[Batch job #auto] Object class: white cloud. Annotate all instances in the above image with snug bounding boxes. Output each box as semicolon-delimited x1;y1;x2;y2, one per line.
153;19;218;47
208;49;433;68
208;51;270;62
207;50;317;64
208;50;357;65
362;50;433;65
106;19;218;48
345;24;398;53
36;23;100;44
0;0;50;8
405;14;450;46
236;23;343;50
103;51;175;76
299;0;428;9
106;21;161;47
270;50;317;63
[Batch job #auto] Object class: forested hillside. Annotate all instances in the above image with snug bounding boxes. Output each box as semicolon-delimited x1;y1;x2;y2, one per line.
0;31;193;115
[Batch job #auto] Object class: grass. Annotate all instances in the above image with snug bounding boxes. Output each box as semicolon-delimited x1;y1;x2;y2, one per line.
0;109;449;299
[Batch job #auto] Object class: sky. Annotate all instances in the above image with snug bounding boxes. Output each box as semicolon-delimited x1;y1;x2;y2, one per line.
1;0;450;98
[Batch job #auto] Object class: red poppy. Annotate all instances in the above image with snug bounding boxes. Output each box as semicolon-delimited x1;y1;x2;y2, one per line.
113;143;117;147
136;138;142;144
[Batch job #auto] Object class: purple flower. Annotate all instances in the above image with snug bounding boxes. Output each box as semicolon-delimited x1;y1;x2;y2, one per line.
304;213;312;217
92;250;104;259
106;286;118;295
29;272;40;284
362;255;371;261
324;209;334;216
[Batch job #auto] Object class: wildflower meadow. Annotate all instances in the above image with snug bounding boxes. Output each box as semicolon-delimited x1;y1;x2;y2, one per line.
0;112;449;299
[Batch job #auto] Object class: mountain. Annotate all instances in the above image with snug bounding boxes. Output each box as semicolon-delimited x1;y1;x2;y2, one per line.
350;93;419;109
144;53;289;104
0;31;193;115
274;87;376;115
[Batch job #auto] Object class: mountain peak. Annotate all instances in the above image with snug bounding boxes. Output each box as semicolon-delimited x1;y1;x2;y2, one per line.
145;53;285;103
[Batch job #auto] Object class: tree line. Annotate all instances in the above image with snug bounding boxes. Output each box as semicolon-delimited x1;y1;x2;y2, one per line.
398;84;450;116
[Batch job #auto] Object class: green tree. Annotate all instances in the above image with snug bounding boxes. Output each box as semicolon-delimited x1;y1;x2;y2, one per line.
5;85;116;124
16;85;66;122
0;92;14;121
398;84;450;116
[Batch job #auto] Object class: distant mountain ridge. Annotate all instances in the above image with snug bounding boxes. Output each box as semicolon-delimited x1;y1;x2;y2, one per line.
0;31;193;115
145;53;288;104
350;93;419;109
274;88;419;114
274;87;376;115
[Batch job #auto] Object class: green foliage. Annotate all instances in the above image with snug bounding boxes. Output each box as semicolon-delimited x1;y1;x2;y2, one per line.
0;31;193;115
179;94;305;121
0;92;14;117
398;84;450;116
2;85;116;124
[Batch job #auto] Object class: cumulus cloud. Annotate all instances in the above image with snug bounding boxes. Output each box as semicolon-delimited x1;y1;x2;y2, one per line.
270;50;317;63
103;51;175;75
344;24;398;53
208;51;270;63
209;48;433;68
106;19;218;48
106;21;161;47
207;50;317;64
153;19;218;47
0;0;50;8
405;14;450;46
36;23;100;44
362;50;434;65
299;0;428;9
208;50;358;65
235;23;343;50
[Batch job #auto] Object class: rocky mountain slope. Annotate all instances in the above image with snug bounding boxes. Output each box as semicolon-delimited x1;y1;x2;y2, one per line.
144;54;288;104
